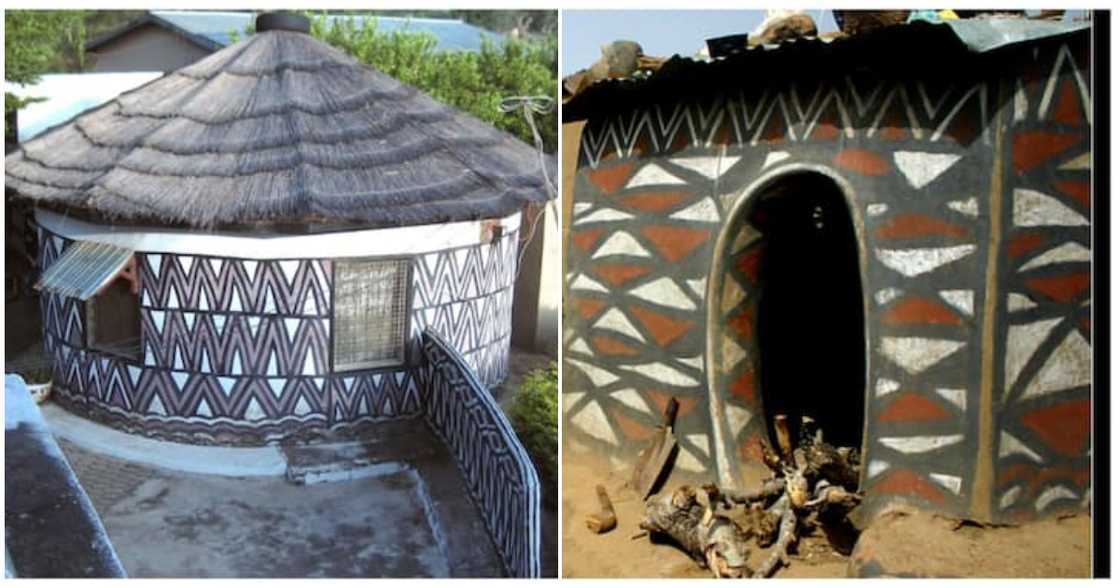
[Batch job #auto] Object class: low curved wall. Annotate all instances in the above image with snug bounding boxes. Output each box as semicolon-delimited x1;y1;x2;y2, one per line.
422;331;541;578
37;210;519;444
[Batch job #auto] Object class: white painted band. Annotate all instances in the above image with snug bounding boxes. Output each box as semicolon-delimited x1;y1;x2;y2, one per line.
41;403;287;477
35;209;522;260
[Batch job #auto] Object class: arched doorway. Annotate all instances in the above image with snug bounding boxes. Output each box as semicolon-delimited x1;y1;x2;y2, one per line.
708;168;867;487
751;172;866;450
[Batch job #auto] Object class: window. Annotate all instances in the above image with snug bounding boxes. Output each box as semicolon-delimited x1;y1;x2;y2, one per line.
35;240;141;360
86;277;142;360
332;258;411;371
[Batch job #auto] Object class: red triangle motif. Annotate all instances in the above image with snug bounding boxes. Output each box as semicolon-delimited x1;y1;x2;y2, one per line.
882;297;964;326
874;213;969;240
586;160;637;195
627;305;694;347
640;225;711;262
878;391;953;422
1012;131;1081;175
1022;399;1090;457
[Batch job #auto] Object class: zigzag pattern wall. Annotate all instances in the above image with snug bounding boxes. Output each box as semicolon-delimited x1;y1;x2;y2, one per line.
38;225;518;443
423;331;541;578
564;36;1090;523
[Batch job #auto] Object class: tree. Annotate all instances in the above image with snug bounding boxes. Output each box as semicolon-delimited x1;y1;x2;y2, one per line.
5;11;88;141
234;12;558;153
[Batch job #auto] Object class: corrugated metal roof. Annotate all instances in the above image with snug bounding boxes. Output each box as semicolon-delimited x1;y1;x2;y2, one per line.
36;241;134;301
152;10;505;52
564;18;1091;122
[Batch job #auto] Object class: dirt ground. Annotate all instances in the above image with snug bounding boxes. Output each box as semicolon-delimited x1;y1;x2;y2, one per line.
562;445;1091;578
852;508;1090;578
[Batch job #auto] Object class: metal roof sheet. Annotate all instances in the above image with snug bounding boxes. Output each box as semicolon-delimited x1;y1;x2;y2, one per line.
564;18;1091;122
35;241;135;301
152;11;505;52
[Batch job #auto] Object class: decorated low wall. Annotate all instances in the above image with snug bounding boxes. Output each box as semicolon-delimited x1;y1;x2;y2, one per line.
422;331;541;578
37;211;519;443
563;33;1090;523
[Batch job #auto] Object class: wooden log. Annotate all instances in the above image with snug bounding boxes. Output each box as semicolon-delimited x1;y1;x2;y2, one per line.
585;484;617;534
752;502;798;578
640;485;752;578
773;414;793;463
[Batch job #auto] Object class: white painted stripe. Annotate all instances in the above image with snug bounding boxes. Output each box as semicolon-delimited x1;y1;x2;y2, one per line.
867;459;890;478
1004;317;1063;397
625;163;686;188
566;358;620;387
619;362;699;387
41;404;287;476
611;388;651;415
572;208;635;225
999;431;1043;463
1000;485;1022;510
1020;242;1091;271
570;274;609;293
672;155;741;179
929;473;963;495
893;151;962;189
762;151;791;169
874;287;902;306
674;447;708;473
879;434;964;454
1021;330;1091;400
36;208;520;260
591;232;651;259
935;388;967;411
686;434;711;458
1007;293;1038;311
1058;152;1091;170
939;289;974;317
629;277;697;310
875;245;977;277
569;400;619;446
1035;485;1078;511
725;405;753;438
592;308;647;342
567;338;593;356
866;203;888;217
946;197;979;217
1013;188;1088;227
875;378;900;397
880;337;966;375
669;197;721;223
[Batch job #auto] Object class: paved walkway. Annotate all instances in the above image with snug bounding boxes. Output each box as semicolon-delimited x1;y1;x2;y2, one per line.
52;415;504;578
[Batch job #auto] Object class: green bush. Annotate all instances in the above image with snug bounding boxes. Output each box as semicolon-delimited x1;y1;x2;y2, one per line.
509;362;558;483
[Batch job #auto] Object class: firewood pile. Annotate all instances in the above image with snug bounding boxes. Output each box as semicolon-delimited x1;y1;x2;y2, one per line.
636;415;863;578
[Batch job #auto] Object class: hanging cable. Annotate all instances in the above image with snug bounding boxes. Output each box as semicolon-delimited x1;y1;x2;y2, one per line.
499;95;557;279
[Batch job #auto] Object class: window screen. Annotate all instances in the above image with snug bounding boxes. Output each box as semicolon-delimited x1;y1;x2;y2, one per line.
332;258;411;371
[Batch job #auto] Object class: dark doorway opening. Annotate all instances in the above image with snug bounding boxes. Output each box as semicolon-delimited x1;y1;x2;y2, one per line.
750;172;866;451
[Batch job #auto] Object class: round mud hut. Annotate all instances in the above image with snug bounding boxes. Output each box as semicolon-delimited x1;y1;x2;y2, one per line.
5;12;551;444
562;19;1091;526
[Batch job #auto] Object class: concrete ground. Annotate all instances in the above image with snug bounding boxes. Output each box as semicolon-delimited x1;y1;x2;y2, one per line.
54;419;505;578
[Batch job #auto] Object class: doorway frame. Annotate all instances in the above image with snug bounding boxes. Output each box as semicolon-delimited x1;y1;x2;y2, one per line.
703;162;874;488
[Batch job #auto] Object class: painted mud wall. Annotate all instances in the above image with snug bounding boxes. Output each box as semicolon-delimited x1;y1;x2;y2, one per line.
38;222;519;443
563;34;1090;523
423;331;541;578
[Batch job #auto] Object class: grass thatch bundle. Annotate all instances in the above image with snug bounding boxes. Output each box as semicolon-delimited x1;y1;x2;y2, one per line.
6;30;552;230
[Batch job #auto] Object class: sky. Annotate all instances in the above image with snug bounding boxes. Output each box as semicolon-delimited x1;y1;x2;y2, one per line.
562;10;840;74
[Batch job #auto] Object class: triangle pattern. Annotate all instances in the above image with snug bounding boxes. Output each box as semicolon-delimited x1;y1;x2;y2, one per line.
893;151;961;189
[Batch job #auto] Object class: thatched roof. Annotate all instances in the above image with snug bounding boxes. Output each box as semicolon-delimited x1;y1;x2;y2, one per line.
6;28;552;230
